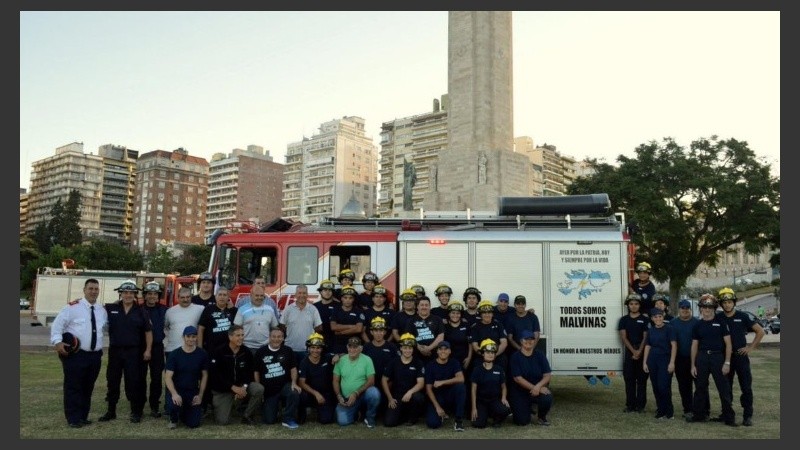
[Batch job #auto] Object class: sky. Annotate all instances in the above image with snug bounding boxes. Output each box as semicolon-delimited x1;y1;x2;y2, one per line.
19;11;780;190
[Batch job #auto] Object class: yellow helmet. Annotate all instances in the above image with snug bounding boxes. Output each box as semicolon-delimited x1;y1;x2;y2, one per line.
398;332;417;347
399;289;418;303
636;262;652;273
339;269;356;281
372;284;387;296
370;316;388;330
718;287;737;302
306;332;326;347
477;300;495;313
339;286;358;298
479;338;498;353
318;279;336;291
447;300;465;311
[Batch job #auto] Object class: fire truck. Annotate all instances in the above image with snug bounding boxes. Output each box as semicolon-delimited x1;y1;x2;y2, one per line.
206;194;636;379
31;267;198;327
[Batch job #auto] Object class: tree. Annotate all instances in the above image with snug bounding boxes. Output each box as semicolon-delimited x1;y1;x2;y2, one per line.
147;246;179;274
568;136;780;313
71;239;144;271
173;245;212;276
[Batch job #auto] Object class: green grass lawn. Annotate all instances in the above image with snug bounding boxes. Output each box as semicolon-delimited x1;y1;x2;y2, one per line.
19;347;780;439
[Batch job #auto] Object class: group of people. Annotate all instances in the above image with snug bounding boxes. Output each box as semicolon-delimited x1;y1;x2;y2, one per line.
50;269;553;431
619;262;766;427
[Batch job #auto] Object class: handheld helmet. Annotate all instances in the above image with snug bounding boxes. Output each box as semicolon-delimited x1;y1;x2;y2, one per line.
115;280;139;292
477;300;495;313
463;287;482;302
447;300;465;311
372;284;387;296
410;284;426;296
305;332;326;348
398;332;417;347
370;316;388;330
339;286;358;298
399;289;418;303
652;293;669;306
143;281;163;294
61;332;81;354
318;279;336;292
362;271;379;284
434;284;453;296
479;338;498;353
625;293;643;305
636;262;652;274
718;287;737;304
338;269;356;282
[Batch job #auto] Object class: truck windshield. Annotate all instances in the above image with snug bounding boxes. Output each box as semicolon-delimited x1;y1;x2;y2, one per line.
217;245;278;290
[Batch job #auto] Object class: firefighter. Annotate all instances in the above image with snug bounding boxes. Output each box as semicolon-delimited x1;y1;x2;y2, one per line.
141;281;168;418
462;287;482;328
470;338;511;428
191;272;216;307
335;269;356;300
630;262;656;314
357;271;380;309
715;287;765;426
431;284;453;320
391;289;419;343
618;293;649;413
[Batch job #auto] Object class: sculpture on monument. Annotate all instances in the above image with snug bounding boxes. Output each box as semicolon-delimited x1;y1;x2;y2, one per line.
478;152;487;184
403;155;417;210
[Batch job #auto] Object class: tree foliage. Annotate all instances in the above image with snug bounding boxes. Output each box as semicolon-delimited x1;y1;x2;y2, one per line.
70;239;144;271
568;136;780;307
147;247;179;274
173;245;212;276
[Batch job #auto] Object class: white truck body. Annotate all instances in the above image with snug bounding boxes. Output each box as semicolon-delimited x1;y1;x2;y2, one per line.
398;229;628;376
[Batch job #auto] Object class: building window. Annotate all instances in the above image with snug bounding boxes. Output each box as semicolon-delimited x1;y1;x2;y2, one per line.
173;195;179;202
172;206;178;213
159;181;166;188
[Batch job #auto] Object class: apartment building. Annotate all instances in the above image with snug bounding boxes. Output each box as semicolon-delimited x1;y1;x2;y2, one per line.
515;138;577;197
131;148;209;255
206;145;284;234
19;188;28;236
282;116;377;223
97;144;138;243
26;142;104;237
378;96;448;217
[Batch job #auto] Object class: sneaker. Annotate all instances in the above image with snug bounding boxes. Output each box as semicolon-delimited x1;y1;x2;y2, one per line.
537;418;551;426
743;417;753;427
364;418;376;428
657;415;674;420
150;410;162;419
98;412;116;422
282;420;299;430
167;421;177;429
454;420;464;431
682;412;693;420
130;414;142;423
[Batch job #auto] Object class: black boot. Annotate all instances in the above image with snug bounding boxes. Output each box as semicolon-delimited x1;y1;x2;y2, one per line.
98;404;117;422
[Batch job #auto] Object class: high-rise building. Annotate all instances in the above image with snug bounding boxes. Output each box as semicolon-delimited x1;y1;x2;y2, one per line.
97;144;138;243
514;138;577;196
131;148;209;255
20;188;28;237
206;145;284;234
378;96;448;217
282;116;377;223
425;11;531;212
26;142;104;237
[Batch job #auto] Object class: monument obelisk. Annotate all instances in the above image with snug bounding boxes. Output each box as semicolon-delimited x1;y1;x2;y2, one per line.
424;11;531;212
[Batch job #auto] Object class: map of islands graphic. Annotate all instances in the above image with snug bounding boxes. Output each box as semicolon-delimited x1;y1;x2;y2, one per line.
557;269;612;299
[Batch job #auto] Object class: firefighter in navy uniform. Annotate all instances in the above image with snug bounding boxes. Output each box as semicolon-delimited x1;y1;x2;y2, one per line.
687;294;737;426
141;281;168;418
617;293;649;413
630;262;657;314
715;287;765;426
51;278;109;428
334;269;357;300
357;271;379;310
431;284;453;320
99;280;153;423
314;279;340;349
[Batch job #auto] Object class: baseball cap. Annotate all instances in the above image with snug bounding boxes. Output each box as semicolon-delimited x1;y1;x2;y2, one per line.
650;308;664;317
183;326;198;336
519;330;536;340
347;336;363;347
514;295;527;304
679;299;691;309
437;340;451;349
497;293;510;302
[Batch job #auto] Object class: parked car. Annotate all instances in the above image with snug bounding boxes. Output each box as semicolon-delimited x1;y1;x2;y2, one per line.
767;317;781;334
19;298;30;310
740;310;768;332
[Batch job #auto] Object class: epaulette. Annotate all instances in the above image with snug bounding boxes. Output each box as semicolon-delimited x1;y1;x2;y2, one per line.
68;299;81;306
